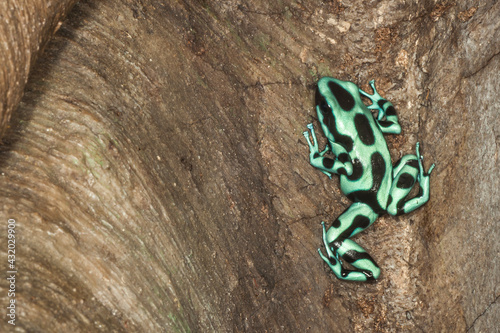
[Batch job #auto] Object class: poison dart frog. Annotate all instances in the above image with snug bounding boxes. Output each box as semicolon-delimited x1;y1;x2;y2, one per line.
303;77;435;282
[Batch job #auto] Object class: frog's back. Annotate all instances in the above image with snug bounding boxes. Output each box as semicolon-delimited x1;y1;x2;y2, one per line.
317;77;393;213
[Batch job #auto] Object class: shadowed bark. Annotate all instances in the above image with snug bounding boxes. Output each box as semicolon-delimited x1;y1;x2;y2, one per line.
0;0;78;140
0;0;498;332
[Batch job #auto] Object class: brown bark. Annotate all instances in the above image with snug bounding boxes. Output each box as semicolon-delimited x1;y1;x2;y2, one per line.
0;0;78;140
0;0;498;332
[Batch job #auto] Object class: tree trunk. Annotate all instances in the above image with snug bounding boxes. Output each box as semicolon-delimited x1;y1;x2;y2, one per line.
0;0;78;139
0;0;498;332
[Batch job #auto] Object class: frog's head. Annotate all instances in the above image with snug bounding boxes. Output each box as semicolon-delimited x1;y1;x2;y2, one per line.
315;77;361;143
315;77;359;118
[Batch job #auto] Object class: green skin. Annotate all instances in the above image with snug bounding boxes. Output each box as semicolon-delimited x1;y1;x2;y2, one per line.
303;77;435;282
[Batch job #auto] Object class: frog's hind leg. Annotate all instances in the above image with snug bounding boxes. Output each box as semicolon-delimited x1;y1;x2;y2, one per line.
387;142;435;215
318;202;381;282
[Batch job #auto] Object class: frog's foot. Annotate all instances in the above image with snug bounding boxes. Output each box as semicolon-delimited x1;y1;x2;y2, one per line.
303;124;335;178
319;145;330;157
318;221;343;275
358;81;401;134
358;80;379;97
414;142;435;203
320;221;336;258
358;80;383;112
416;142;436;181
303;123;322;155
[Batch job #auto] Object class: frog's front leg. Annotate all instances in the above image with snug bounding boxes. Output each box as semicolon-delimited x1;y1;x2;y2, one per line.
387;142;436;215
303;123;353;177
359;80;401;134
318;202;381;282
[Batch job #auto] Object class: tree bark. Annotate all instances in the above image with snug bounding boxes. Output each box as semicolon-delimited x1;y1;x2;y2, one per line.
0;0;498;332
0;0;78;140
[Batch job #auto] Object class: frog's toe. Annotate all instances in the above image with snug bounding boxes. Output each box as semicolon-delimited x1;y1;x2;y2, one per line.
318;248;327;261
428;163;436;175
303;131;315;150
319;145;330;156
322;171;333;179
318;248;338;267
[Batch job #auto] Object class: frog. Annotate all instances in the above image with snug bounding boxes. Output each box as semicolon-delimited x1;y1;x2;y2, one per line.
303;77;435;282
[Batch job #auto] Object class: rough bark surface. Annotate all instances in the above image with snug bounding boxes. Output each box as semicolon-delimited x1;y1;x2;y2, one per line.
0;0;498;332
0;0;78;140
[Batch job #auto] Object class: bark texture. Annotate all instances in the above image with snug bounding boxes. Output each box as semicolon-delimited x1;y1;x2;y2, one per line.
0;0;78;140
0;0;498;332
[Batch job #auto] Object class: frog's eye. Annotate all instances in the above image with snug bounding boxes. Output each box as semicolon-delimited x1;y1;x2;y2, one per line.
316;88;332;115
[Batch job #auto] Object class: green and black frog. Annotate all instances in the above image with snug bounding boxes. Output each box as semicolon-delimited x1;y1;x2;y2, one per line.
303;77;435;282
